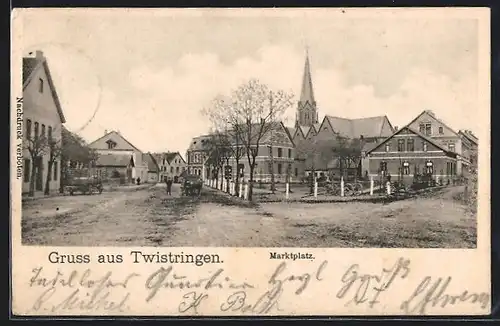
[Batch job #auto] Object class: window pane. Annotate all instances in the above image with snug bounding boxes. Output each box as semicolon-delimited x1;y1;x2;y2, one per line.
425;124;431;136
398;139;404;152
407;139;414;152
26;120;32;139
34;122;39;140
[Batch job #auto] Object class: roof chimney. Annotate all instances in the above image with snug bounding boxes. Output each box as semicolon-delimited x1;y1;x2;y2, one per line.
394;126;399;131
104;129;108;135
426;110;435;117
35;50;44;59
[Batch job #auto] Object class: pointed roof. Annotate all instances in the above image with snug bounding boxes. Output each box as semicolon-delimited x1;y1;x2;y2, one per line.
365;125;457;157
407;110;459;137
300;126;311;137
88;130;142;152
323;115;392;139
142;153;159;172
23;52;66;124
299;52;315;105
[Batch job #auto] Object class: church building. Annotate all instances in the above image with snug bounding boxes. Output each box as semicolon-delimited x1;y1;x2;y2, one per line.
287;51;395;180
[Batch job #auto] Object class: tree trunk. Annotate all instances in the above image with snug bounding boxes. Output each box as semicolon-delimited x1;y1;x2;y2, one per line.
59;159;67;193
269;147;275;193
29;159;36;197
44;160;54;195
225;159;230;194
235;158;240;196
309;165;315;194
248;165;255;201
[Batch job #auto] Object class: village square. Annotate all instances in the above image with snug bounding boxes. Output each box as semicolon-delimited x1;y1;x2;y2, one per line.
19;45;479;249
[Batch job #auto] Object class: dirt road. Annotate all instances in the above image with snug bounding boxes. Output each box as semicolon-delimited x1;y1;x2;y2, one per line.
21;184;476;248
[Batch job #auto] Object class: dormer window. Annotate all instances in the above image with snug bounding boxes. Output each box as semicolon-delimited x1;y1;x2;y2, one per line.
106;140;117;149
425;124;432;136
38;78;44;93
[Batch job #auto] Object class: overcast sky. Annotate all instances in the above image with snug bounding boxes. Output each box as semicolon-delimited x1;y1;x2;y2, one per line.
20;9;484;154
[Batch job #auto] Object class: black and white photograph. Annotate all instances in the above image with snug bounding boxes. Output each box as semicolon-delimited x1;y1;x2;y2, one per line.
18;9;482;249
11;8;491;317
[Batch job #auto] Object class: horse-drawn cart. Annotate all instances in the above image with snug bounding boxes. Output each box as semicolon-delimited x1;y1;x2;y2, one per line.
181;174;202;196
64;176;103;196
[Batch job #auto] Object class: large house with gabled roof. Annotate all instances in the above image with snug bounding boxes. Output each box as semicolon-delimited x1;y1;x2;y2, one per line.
22;50;66;195
88;130;148;184
407;109;476;175
364;124;459;185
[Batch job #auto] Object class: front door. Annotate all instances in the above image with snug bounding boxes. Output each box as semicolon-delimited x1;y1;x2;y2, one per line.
35;157;43;191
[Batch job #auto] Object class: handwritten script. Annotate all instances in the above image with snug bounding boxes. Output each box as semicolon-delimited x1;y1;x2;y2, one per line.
22;258;489;315
336;257;411;308
29;267;138;313
400;276;490;315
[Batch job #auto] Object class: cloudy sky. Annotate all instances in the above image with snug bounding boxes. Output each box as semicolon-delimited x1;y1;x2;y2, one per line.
19;9;485;154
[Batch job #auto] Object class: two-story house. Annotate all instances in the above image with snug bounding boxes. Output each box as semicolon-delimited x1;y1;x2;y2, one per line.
186;135;213;178
459;129;479;175
88;130;148;184
154;152;187;183
365;125;458;185
407;110;470;175
22;50;66;195
200;122;297;183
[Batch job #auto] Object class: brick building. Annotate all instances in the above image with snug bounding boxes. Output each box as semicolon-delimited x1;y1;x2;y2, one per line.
365;125;458;185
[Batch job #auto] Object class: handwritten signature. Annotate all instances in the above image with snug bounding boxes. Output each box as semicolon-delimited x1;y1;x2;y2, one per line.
336;257;411;308
29;268;139;313
175;260;328;315
400;276;490;315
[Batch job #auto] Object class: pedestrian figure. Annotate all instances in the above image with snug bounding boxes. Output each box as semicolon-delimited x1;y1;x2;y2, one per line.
166;177;173;195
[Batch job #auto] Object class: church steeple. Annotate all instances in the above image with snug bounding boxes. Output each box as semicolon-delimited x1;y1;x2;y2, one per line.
296;48;319;127
300;49;315;105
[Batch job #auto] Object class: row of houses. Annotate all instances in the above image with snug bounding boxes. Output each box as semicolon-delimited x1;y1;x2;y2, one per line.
186;52;478;185
21;50;188;195
86;130;187;185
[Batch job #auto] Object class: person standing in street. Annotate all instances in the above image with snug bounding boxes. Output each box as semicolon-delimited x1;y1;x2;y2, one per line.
166;177;173;196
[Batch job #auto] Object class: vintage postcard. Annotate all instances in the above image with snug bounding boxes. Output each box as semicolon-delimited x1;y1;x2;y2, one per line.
11;8;491;316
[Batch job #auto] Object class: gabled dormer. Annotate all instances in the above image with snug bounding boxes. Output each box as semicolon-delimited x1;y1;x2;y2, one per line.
407;110;459;138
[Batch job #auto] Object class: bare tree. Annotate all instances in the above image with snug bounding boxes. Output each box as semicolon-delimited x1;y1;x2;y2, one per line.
24;131;49;197
44;128;63;195
203;79;293;201
202;96;246;195
204;132;231;190
331;135;363;182
295;135;336;194
232;80;293;200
